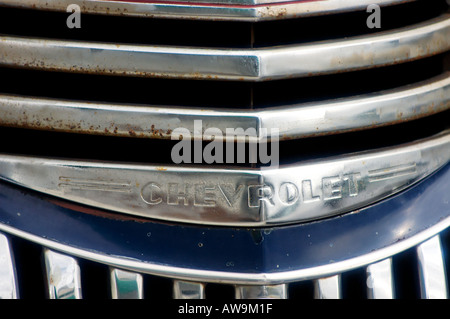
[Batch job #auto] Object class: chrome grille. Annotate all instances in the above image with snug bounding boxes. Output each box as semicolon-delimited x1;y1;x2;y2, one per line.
0;0;449;300
1;229;449;299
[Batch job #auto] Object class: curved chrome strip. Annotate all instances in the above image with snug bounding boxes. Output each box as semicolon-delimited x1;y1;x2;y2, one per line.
0;130;448;226
44;248;82;299
110;268;144;299
314;275;341;299
0;74;448;141
366;258;394;299
0;217;448;285
0;0;417;21
0;232;18;299
235;284;288;299
416;235;448;299
173;281;205;299
1;15;449;81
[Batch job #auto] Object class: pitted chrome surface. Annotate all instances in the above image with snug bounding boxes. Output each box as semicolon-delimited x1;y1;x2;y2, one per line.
0;131;448;226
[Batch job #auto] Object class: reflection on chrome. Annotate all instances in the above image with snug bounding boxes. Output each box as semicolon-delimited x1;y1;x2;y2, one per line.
44;248;82;299
0;130;448;226
416;236;448;299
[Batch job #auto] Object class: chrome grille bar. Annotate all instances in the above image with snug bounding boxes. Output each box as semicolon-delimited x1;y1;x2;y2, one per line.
416;235;449;299
235;284;288;299
173;280;205;299
43;248;82;299
0;0;418;22
1;15;448;81
314;275;341;299
110;268;144;299
0;232;18;299
1;73;448;141
366;258;395;299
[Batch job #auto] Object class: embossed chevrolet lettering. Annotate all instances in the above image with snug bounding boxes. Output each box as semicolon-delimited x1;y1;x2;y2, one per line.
0;131;448;226
138;168;409;208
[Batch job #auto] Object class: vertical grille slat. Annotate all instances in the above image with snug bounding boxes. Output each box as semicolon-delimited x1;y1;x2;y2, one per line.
416;235;449;299
43;248;82;299
0;232;18;299
314;275;342;299
173;280;205;299
234;284;288;299
366;258;395;299
110;268;144;299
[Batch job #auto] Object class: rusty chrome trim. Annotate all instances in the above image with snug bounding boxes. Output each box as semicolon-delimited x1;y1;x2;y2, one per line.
0;14;449;80
0;0;417;22
0;73;448;141
0;130;448;226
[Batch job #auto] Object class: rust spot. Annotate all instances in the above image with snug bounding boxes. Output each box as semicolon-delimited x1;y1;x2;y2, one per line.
156;167;167;171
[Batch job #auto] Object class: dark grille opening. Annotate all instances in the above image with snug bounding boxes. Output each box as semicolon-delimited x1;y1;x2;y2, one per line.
205;283;235;300
0;7;253;48
0;66;254;109
287;279;314;300
144;274;174;300
253;0;449;47
9;235;47;299
78;258;110;299
341;268;367;299
392;247;421;299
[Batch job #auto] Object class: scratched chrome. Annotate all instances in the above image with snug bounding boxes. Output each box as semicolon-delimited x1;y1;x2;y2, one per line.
235;284;288;299
110;268;144;299
0;232;18;299
173;280;205;299
0;216;448;286
366;258;395;299
0;0;417;21
314;275;341;299
44;248;82;299
0;130;448;226
416;235;448;299
0;73;448;141
0;15;449;81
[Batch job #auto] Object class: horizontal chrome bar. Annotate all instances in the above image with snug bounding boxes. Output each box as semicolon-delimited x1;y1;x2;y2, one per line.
314;275;341;299
0;130;448;226
173;280;205;299
0;216;448;285
0;232;18;299
44;248;82;299
235;284;288;299
366;258;394;299
416;235;448;299
0;73;447;141
110;268;144;299
0;0;417;22
1;15;448;81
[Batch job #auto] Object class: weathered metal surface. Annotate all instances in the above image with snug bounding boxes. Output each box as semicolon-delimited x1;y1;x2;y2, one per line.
0;15;449;80
0;73;448;141
0;130;448;226
0;0;416;21
0;163;448;284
